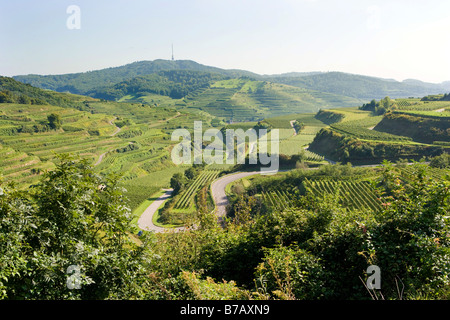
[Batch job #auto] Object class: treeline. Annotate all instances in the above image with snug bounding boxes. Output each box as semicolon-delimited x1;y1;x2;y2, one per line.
89;70;227;100
265;71;448;100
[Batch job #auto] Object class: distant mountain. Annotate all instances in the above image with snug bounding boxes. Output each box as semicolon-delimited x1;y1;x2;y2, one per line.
13;60;257;96
12;59;450;103
89;70;227;100
263;72;450;101
263;71;324;78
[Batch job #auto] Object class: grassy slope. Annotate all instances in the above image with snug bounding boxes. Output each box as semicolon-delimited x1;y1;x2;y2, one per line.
374;112;450;144
0;99;210;213
182;79;362;121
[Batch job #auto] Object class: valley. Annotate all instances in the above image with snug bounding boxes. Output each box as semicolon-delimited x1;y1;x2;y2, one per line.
0;60;449;301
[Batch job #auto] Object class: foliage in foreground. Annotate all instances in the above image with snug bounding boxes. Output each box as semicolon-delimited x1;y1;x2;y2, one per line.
0;156;449;300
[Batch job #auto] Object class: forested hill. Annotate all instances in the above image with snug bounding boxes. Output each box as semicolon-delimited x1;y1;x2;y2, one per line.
12;59;450;102
89;70;228;100
0;76;93;108
264;72;450;101
12;59;257;96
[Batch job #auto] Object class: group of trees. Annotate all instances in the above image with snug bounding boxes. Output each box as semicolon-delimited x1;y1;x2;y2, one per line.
0;156;448;300
0;90;47;105
291;120;304;134
224;161;450;299
360;96;396;115
0;155;151;299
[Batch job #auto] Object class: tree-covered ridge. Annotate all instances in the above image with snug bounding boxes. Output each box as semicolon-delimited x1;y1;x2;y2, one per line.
12;59;257;96
89;70;228;100
0;76;91;108
267;72;450;100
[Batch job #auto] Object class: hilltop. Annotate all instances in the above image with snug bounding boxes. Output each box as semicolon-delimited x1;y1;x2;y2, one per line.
12;60;258;95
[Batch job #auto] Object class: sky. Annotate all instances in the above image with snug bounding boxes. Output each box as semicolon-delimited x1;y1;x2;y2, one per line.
1;0;450;83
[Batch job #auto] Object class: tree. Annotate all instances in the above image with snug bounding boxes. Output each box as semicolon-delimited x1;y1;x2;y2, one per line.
0;155;152;299
292;120;304;134
18;95;31;104
184;167;197;180
430;153;449;168
0;90;13;103
47;113;62;130
367;163;450;299
170;172;186;195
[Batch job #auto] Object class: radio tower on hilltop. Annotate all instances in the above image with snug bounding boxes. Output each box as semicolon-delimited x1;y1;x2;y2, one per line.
171;44;174;61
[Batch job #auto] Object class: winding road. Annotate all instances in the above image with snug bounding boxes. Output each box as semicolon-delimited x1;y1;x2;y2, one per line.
136;159;398;233
137;189;185;233
210;171;263;219
137;171;269;232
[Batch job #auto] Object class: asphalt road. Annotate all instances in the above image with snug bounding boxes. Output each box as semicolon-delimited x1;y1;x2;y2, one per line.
210;170;278;219
137;188;184;233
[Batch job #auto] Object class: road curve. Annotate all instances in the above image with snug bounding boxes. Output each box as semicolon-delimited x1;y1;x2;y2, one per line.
137;189;184;233
210;171;263;219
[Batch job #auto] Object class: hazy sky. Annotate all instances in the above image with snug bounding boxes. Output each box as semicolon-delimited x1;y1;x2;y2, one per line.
1;0;450;83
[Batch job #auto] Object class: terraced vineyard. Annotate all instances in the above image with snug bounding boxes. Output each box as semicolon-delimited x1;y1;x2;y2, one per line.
261;189;295;211
0;144;55;186
392;110;450;118
331;116;413;142
174;169;221;209
264;113;329;157
399;164;449;181
394;99;450;111
304;178;383;212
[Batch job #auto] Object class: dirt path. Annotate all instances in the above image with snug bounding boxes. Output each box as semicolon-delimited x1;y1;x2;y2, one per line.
149;112;181;128
109;117;122;136
94;152;107;166
290;120;297;136
93;118;123;166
